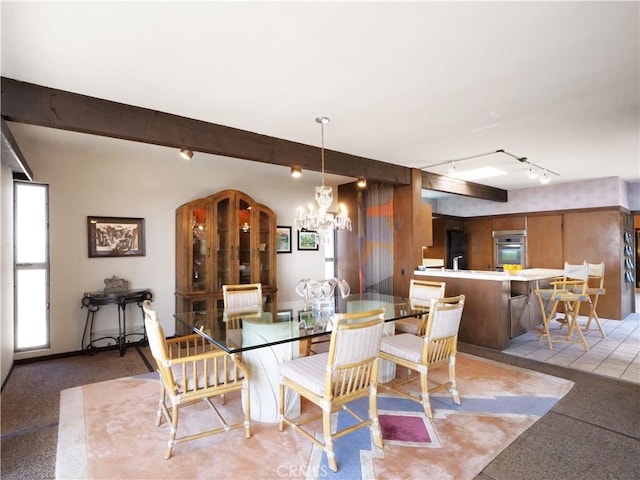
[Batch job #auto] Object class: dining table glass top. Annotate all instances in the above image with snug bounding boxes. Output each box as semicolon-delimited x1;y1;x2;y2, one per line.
174;293;423;353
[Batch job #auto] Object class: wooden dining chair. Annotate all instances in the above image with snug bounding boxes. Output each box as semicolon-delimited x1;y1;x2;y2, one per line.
394;279;446;336
222;283;263;313
142;300;251;459
379;295;465;418
278;308;386;472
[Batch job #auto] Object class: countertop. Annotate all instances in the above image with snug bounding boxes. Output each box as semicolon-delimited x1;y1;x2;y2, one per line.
414;268;564;282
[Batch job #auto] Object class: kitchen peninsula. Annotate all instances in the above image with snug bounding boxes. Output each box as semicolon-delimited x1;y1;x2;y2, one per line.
415;268;563;350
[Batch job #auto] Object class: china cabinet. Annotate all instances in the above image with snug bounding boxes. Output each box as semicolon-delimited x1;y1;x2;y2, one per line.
175;190;277;333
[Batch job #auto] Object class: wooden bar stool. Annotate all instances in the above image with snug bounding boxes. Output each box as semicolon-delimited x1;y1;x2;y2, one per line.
583;262;606;337
534;263;590;351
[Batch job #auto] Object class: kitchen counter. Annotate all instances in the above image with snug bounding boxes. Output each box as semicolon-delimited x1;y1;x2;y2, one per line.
415;268;563;281
413;268;561;350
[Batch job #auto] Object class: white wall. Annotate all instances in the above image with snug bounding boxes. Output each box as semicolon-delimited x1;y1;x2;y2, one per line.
435;177;637;217
1;163;15;383
12;128;330;359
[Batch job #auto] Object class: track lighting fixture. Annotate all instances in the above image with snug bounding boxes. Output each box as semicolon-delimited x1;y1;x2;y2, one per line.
357;177;367;188
526;166;539;179
420;149;559;185
291;166;302;178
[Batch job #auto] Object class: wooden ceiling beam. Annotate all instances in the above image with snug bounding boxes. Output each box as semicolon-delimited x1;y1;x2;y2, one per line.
0;77;410;184
421;171;508;202
1;76;507;201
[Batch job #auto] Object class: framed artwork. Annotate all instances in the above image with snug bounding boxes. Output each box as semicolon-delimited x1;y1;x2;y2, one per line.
276;309;293;322
276;226;292;253
298;309;314;329
297;230;319;251
87;216;146;258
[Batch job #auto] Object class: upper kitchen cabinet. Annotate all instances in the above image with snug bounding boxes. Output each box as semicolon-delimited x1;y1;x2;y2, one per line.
493;216;526;231
175;189;277;313
527;214;563;268
465;217;494;270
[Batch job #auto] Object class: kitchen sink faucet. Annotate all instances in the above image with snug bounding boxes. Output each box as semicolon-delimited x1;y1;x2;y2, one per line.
453;256;463;271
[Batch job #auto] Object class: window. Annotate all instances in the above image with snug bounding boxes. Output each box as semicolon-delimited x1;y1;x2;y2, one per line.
14;182;50;351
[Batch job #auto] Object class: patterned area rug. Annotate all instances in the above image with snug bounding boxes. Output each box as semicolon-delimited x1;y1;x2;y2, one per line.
56;353;573;480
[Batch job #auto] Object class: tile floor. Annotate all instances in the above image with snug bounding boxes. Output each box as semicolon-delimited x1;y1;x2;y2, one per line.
504;292;640;384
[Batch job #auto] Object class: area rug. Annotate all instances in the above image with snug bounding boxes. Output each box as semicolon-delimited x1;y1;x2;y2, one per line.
55;353;573;480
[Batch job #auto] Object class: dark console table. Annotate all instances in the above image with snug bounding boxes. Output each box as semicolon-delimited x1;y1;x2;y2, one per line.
81;288;152;356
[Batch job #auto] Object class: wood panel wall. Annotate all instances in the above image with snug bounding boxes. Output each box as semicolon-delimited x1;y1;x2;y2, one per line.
527;214;564;268
563;209;629;320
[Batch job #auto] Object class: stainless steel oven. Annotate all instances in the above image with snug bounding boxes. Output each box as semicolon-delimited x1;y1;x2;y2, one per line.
493;230;526;270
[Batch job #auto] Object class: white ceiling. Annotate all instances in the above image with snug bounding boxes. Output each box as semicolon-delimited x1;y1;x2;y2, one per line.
2;1;639;191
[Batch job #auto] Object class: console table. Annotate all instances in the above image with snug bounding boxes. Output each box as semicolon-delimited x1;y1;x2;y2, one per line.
81;288;152;356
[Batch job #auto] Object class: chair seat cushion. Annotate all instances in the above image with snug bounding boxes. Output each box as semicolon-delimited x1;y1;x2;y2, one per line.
279;352;329;396
394;317;420;335
380;334;423;363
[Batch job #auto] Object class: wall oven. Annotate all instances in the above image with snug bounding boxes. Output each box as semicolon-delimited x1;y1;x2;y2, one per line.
493;230;527;270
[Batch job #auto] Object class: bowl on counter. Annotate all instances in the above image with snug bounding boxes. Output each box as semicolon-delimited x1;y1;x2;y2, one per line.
503;264;523;276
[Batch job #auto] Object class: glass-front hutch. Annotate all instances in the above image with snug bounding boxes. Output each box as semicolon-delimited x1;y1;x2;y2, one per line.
175;190;277;333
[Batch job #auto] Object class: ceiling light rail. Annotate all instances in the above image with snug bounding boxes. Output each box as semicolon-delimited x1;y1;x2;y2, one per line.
420;149;559;185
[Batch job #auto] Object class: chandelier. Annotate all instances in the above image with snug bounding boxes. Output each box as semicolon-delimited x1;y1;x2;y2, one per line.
294;116;352;241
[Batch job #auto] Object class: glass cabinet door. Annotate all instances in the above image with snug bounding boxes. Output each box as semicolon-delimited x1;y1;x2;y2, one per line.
215;195;233;290
237;196;252;284
189;202;209;294
257;205;275;287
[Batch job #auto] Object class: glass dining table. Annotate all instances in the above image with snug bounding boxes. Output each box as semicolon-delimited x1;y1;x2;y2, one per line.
174;293;421;423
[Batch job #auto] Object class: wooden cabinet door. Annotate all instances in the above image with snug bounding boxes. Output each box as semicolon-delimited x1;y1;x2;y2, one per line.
235;192;253;285
493;216;526;231
213;193;234;289
527;214;563;268
465;218;493;270
255;204;277;288
175;199;211;295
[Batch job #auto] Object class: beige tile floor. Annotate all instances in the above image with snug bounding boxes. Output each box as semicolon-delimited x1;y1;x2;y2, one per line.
504;293;640;384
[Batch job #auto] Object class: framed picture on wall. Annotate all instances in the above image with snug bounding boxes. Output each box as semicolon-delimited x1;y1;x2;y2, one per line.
87;216;146;257
297;230;319;251
276;309;293;322
276;226;292;253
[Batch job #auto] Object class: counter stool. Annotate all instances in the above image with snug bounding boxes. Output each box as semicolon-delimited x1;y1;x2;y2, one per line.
583;262;607;337
534;262;590;351
556;262;606;338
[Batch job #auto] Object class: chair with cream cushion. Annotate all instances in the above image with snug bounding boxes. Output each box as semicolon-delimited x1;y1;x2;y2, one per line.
379;295;465;418
222;283;264;332
222;283;263;313
394;279;446;336
278;308;386;472
142;300;251;459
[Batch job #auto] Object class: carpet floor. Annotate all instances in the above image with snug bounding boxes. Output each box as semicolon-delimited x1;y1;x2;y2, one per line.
56;353;573;480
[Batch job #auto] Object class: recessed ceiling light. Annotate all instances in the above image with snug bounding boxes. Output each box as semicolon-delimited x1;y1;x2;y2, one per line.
453;166;507;181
